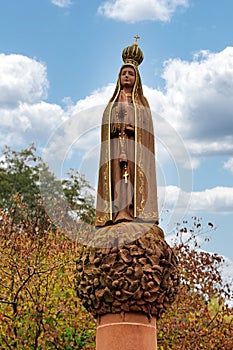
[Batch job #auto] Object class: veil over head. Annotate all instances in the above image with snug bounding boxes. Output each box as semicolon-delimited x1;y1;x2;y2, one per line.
95;41;159;227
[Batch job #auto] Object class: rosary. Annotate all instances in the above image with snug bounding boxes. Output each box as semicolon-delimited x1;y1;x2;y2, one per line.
115;94;131;184
123;164;129;184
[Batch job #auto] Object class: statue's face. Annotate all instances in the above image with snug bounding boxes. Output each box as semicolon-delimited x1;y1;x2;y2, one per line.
120;66;136;89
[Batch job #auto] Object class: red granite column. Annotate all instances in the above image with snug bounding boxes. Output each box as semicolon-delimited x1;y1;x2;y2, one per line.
96;313;157;350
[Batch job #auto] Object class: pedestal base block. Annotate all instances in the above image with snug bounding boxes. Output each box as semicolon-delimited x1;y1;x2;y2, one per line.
96;313;157;350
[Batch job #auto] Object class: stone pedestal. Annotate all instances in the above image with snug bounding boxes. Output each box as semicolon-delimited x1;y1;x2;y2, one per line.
96;313;157;350
75;223;179;349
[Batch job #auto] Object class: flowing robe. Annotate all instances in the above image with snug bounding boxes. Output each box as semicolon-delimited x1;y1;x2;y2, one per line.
95;65;159;227
110;93;135;223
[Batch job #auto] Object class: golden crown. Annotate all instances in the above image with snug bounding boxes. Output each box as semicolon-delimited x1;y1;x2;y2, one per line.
122;35;144;67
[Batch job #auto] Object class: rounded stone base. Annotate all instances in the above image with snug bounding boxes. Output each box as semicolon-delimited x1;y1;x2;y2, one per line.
75;223;179;319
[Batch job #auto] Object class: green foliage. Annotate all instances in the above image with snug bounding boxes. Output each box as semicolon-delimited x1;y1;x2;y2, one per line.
0;144;41;209
0;145;232;349
0;144;95;227
0;144;96;349
0;197;96;349
157;218;233;350
62;169;95;225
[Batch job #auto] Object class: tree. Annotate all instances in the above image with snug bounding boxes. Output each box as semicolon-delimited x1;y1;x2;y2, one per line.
0;144;42;210
62;169;95;225
0;145;97;348
0;144;95;228
157;217;233;350
0;195;96;349
1;145;232;349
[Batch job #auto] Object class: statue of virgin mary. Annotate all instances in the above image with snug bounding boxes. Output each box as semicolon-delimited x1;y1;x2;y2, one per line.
95;38;159;227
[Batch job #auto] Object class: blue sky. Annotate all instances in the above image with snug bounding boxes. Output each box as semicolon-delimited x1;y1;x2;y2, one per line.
0;1;233;282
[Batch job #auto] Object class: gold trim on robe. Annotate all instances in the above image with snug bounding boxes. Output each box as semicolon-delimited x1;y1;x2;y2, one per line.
95;63;159;227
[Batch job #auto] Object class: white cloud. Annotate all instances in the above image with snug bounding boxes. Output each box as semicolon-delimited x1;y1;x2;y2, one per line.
1;49;231;250
51;0;72;8
159;185;233;215
143;47;233;162
2;46;233;175
221;256;233;292
161;48;233;135
72;84;114;113
0;52;112;165
98;0;188;23
0;53;65;148
224;158;233;174
0;102;65;148
0;53;48;107
157;185;233;234
42;85;115;177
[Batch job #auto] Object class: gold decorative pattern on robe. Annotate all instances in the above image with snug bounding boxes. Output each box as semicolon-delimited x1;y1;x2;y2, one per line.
95;63;159;227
